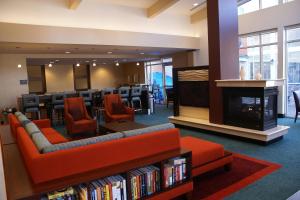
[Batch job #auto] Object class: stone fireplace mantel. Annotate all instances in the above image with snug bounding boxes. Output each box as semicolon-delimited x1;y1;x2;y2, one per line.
215;79;285;88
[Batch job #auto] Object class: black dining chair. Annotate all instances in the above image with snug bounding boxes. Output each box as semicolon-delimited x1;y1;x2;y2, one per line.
293;90;300;123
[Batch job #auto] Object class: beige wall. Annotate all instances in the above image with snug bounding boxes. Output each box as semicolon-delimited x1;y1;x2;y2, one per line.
90;64;124;89
45;65;74;93
121;62;145;84
0;54;28;108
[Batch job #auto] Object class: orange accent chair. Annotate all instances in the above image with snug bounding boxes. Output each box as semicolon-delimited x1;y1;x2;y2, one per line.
104;94;135;123
64;97;97;135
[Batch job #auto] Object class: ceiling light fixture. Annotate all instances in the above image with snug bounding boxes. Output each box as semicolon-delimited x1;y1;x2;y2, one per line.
92;62;97;67
48;63;53;67
107;51;113;54
115;62;120;66
193;3;199;6
17;64;22;68
103;62;106;65
55;60;60;62
76;63;80;67
136;62;140;66
85;60;90;63
65;51;71;54
140;52;145;55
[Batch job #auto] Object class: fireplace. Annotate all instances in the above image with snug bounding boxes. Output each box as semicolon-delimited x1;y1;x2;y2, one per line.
223;87;278;131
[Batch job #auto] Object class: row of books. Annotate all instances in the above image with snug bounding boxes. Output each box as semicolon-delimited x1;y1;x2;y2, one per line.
163;157;187;188
46;187;78;200
129;166;160;200
86;175;127;200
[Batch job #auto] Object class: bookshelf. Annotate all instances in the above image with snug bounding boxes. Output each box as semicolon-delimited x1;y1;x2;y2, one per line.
0;130;193;200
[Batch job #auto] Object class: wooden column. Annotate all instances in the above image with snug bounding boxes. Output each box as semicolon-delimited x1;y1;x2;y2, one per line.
207;0;239;124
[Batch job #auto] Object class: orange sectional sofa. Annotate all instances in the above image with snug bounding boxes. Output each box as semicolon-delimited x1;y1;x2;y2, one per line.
9;112;232;186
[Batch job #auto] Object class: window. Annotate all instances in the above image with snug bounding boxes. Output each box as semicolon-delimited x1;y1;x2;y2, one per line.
238;0;279;15
27;65;46;94
286;26;300;117
239;30;278;80
145;58;173;103
73;64;91;91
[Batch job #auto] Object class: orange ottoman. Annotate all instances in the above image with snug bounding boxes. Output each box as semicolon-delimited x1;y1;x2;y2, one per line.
181;136;233;177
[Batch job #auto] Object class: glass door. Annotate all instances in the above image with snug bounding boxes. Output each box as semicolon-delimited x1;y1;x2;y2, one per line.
286;27;300;117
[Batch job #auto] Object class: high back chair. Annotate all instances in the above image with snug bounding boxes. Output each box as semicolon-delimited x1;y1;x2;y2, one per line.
64;97;97;135
131;86;142;111
118;87;130;106
293;90;300;123
52;93;66;124
22;94;40;119
104;94;134;123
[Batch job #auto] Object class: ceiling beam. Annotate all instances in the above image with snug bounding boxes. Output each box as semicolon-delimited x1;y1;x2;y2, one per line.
68;0;82;10
147;0;180;18
190;6;207;24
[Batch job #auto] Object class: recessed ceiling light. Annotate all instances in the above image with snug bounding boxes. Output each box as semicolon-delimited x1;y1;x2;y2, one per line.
136;62;140;66
92;63;97;67
103;62;106;65
140;52;145;55
115;62;120;66
48;63;53;67
193;3;199;6
76;63;80;67
107;51;113;54
55;60;60;62
85;60;90;63
93;59;97;62
50;61;54;64
65;51;71;54
17;64;22;68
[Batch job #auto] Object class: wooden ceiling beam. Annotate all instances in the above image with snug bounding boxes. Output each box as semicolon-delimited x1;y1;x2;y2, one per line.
147;0;180;18
190;6;207;24
68;0;82;10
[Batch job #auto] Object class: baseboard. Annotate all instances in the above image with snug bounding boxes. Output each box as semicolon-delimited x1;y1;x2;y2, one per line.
278;114;285;118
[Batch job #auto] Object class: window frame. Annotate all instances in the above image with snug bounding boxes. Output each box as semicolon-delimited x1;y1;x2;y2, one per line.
73;64;91;91
239;29;278;79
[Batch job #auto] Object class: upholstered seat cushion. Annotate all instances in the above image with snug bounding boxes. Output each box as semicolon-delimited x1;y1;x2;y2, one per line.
17;114;31;126
25;122;40;136
180;136;224;167
68;103;85;121
40;128;69;144
25;107;39;112
54;104;64;110
112;103;127;114
32;132;52;152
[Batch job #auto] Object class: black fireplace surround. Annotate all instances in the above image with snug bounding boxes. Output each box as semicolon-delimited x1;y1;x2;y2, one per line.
223;87;278;131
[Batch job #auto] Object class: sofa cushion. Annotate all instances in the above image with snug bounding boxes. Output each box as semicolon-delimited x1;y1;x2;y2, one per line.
111;103;127;114
180;136;224;167
32;132;52;152
14;111;23;117
42;132;124;153
40;128;69;144
17;114;31;126
123;123;175;138
25;122;40;136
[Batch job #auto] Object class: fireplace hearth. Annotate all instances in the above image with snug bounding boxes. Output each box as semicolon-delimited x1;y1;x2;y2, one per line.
223;87;278;131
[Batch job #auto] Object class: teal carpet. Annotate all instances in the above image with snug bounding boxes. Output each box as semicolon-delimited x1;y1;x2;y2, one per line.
55;105;300;200
135;105;300;200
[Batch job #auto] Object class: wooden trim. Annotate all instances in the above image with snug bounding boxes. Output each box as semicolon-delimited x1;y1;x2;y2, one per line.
147;0;180;18
190;7;207;24
68;0;82;10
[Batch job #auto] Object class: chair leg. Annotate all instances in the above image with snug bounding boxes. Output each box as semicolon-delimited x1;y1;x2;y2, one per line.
38;111;41;120
295;112;298;123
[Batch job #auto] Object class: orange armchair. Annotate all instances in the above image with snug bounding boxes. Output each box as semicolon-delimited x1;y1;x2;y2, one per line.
64;97;97;135
104;94;135;123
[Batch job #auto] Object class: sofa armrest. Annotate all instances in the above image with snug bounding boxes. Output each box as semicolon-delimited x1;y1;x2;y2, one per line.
33;119;51;129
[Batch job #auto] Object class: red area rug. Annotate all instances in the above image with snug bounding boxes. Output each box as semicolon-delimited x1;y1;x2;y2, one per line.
188;153;280;200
